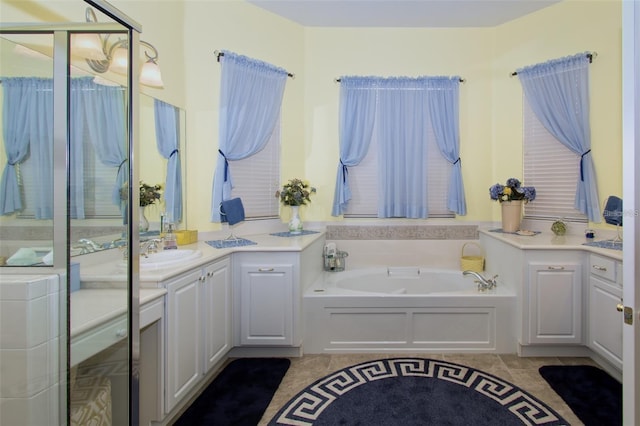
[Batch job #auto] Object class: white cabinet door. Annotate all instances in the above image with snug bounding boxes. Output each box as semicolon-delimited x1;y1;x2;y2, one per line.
528;262;582;344
165;269;202;413
239;264;294;345
589;275;623;370
202;257;231;374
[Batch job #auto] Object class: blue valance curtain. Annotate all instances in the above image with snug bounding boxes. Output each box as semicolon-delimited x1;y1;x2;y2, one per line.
154;99;182;224
211;50;288;222
331;77;377;216
81;78;127;217
0;78;31;215
331;75;466;218
427;78;466;215
0;78;53;218
517;52;600;222
0;77;125;219
378;78;430;218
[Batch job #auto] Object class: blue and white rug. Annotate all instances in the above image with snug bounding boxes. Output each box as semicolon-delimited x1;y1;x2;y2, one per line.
269;358;567;425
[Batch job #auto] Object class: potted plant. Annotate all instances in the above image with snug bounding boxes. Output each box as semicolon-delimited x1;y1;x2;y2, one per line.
276;178;316;234
489;178;536;232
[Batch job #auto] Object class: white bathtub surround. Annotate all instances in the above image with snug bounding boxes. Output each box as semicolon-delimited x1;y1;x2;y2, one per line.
304;267;516;354
322;239;477;270
0;274;62;426
325;223;478;240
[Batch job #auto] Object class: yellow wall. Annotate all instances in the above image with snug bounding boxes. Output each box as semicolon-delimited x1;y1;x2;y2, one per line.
302;26;496;222
301;0;622;225
180;0;305;231
492;0;622;227
0;0;623;232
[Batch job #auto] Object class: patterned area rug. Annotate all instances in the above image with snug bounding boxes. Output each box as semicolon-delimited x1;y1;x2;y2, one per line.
269;358;567;426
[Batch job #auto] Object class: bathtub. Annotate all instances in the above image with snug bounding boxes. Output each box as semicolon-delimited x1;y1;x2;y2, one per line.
303;267;516;354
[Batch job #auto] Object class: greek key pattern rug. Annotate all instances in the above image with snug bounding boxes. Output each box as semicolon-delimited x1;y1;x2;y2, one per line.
270;358;567;426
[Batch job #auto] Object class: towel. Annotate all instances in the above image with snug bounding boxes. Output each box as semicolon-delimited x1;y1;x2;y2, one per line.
603;196;623;226
7;248;38;266
220;198;245;225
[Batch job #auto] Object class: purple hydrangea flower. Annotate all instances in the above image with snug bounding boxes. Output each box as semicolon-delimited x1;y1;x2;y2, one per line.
490;178;535;203
489;183;504;200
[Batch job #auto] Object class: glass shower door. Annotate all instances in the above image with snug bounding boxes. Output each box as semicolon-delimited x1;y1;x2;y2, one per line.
0;1;139;423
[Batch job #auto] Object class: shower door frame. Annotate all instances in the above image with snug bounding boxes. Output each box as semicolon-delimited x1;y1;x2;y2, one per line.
0;0;142;423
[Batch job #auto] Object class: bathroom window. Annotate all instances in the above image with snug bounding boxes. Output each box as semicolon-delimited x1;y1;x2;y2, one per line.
18;125;121;219
344;116;453;218
228;120;281;219
523;99;587;222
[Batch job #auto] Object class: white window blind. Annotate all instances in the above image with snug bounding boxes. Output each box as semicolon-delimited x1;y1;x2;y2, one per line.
523;99;586;222
345;108;453;218
228;120;280;219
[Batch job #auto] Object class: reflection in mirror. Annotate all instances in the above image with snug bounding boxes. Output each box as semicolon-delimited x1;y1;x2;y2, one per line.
0;35;186;264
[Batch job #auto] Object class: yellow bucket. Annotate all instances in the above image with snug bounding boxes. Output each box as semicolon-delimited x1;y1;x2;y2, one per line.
460;242;484;272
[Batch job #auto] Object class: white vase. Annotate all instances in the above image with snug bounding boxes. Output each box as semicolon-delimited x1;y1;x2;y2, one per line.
139;206;150;232
288;205;303;234
501;200;522;233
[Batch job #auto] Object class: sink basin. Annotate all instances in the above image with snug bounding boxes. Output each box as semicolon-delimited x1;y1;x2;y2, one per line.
140;249;202;270
118;249;203;270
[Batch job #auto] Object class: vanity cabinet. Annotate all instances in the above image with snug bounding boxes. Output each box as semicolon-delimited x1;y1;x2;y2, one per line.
235;252;295;346
202;258;232;373
164;256;231;413
588;254;623;370
526;258;583;344
481;235;585;348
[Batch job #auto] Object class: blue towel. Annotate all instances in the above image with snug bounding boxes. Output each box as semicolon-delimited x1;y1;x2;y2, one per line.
603;196;623;226
220;198;245;225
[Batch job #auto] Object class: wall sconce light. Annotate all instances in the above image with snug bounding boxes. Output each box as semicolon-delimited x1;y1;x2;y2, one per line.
73;7;164;88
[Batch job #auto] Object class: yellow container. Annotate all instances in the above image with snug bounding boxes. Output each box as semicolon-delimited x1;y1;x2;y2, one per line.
175;230;198;245
460;242;485;272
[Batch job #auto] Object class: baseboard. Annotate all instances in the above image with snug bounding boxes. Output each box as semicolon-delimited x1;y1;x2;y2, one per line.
517;343;591;357
227;346;303;358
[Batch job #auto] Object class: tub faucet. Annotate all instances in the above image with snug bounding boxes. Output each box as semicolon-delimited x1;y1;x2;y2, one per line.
463;270;498;291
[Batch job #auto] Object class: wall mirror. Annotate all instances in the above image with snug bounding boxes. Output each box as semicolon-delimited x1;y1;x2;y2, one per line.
0;34;186;265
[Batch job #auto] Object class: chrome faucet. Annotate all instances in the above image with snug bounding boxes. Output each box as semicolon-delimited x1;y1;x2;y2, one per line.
140;238;163;257
77;238;102;253
463;270;498;291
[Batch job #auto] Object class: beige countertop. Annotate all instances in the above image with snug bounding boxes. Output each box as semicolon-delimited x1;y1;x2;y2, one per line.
479;228;623;261
70;288;167;337
79;230;326;285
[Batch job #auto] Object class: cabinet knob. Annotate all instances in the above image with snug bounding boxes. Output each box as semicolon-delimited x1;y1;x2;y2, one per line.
617;303;624;312
593;265;607;271
116;329;127;338
207;271;214;277
258;268;275;272
547;266;565;270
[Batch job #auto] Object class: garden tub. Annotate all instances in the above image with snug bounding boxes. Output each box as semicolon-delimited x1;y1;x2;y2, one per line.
303;267;516;353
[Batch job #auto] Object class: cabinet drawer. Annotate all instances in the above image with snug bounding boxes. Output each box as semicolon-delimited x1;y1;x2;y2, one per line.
71;316;127;366
589;255;616;282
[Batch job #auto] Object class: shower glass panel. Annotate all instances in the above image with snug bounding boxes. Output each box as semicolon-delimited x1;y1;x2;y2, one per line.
0;1;136;423
69;18;132;426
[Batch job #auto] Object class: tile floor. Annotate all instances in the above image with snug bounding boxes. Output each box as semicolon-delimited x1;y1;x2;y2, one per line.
258;353;600;425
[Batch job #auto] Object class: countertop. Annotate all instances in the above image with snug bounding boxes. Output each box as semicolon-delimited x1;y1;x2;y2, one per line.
79;230;326;285
70;288;167;337
479;228;623;261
